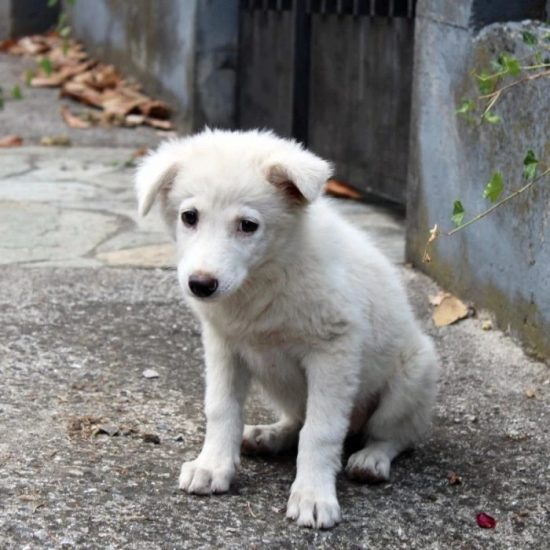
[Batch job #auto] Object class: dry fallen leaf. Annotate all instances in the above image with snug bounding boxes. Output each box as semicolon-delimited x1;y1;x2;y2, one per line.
84;64;120;91
139;99;171;119
143;117;173;130
124;114;146;127
429;291;451;306
5;33;172;131
31;61;93;88
61;80;104;108
432;294;469;327
325;179;362;200
0;135;23;147
101;88;148;116
40;135;71;146
0;38;18;53
60;106;91;129
423;224;440;263
132;146;149;159
447;472;462;485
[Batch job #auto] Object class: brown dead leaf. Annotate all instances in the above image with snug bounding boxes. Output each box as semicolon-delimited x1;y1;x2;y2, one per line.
31;61;94;88
61;80;105;108
67;415;104;439
5;32;172;133
60;106;91;129
17;36;50;56
447;472;462;485
429;291;451;306
124;114;146;127
139;99;171;119
101;88;148;117
143;117;174;131
132;146;149;159
0;38;18;53
0;135;23;147
84;64;121;91
40;135;71;146
325;179;362;200
423;224;440;263
432;294;469;327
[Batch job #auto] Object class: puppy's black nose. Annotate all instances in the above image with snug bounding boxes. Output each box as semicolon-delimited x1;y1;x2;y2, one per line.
188;274;219;298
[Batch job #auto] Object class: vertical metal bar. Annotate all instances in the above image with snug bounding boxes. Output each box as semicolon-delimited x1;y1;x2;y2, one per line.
291;0;311;144
369;0;375;17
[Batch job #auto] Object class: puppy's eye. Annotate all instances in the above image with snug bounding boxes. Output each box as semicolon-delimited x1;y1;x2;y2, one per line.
238;219;259;233
181;209;198;227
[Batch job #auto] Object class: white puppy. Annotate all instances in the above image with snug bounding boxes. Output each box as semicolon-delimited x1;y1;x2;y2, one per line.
135;129;439;529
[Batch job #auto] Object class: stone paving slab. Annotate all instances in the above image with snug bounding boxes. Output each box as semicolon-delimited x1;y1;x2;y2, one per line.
0;147;405;269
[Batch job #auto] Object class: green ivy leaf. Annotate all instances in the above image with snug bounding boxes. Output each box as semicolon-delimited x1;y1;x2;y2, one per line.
497;53;521;77
523;150;538;180
483;111;501;124
522;31;538;46
533;51;543;65
483;172;504;202
11;85;23;100
56;12;68;32
456;99;476;115
452;201;465;226
39;57;53;76
476;72;495;94
47;0;59;6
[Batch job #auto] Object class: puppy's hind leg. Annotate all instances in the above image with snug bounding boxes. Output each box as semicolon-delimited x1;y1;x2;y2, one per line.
346;336;439;483
242;416;301;455
242;364;305;456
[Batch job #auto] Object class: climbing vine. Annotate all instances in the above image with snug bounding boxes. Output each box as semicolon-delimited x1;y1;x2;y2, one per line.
424;28;550;263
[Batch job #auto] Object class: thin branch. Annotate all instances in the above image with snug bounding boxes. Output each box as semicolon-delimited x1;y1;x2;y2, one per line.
479;69;550;100
481;90;501;117
447;166;550;236
521;63;550;70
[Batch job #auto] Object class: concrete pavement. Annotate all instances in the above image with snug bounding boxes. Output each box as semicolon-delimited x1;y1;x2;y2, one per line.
0;52;549;550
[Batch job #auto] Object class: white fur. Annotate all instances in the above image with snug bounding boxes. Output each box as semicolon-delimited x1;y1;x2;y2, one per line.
135;129;439;529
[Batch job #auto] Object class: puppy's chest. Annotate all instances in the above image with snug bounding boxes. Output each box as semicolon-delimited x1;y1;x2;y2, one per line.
237;332;304;381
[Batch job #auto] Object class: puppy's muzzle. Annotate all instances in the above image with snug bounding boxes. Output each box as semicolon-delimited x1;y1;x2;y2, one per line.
188;274;219;298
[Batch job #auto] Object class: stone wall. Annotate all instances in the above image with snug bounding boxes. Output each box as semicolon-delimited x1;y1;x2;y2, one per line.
66;0;238;132
407;0;550;359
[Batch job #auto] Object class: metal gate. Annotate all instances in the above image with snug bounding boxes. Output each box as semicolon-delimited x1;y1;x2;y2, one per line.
238;0;416;205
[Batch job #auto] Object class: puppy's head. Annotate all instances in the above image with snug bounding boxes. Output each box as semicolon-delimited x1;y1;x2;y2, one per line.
135;129;332;301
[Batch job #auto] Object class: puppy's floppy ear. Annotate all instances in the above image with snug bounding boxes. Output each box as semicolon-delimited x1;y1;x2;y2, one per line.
265;147;333;204
135;140;182;217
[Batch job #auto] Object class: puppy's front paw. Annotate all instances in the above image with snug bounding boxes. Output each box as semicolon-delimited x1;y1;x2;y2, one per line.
286;482;341;529
178;457;234;495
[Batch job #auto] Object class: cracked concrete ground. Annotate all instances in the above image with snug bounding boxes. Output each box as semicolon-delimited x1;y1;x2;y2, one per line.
1;52;549;550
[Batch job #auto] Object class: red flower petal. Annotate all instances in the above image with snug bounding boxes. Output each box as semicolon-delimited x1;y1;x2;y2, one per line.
476;512;496;529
